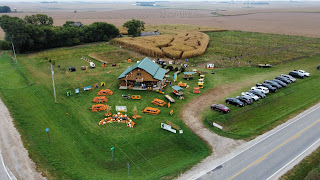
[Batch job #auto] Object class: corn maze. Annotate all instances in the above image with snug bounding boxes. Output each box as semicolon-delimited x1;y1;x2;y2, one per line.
112;32;210;59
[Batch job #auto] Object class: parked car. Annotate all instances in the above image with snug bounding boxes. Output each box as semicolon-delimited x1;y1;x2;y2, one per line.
236;96;253;105
264;80;282;89
272;79;287;87
256;83;276;93
225;98;244;107
251;86;269;94
276;76;291;84
241;92;259;101
289;71;304;79
211;104;230;113
281;74;296;83
249;90;266;99
294;70;310;77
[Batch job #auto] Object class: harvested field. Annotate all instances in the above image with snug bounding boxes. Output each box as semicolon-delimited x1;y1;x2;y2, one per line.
112;32;211;59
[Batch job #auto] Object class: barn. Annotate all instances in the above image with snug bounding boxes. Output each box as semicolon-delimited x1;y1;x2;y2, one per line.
118;57;166;90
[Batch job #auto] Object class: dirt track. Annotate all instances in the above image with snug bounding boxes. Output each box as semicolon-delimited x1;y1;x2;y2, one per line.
0;98;45;180
177;84;245;179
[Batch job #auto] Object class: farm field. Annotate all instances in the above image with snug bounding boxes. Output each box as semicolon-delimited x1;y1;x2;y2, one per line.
192;31;320;67
1;1;320;40
0;30;320;179
280;147;320;180
202;55;320;139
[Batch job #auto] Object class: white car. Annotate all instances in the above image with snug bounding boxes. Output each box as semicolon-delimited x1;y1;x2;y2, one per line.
241;92;259;101
251;86;269;94
297;70;310;77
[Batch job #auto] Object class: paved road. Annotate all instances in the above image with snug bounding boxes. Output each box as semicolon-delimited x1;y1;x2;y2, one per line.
0;150;11;180
198;104;320;180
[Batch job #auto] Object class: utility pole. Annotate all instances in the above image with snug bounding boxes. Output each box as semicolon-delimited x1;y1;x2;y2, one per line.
11;41;17;64
127;162;130;179
51;64;57;103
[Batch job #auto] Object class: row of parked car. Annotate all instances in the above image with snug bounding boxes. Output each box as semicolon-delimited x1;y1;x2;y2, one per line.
211;70;310;114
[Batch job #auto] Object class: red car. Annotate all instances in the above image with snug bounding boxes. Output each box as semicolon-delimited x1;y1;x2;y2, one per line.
211;104;230;113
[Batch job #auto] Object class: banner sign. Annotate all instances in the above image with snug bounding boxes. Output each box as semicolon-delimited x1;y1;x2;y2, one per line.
161;123;176;134
213;122;223;130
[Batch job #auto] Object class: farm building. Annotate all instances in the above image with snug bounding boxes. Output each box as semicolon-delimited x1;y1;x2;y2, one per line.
140;31;160;37
118;57;166;90
136;1;156;6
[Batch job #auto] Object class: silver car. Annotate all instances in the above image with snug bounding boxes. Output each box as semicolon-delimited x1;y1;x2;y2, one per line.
241;92;259;101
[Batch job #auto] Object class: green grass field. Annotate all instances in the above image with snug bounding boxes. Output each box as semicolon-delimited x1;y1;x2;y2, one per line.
0;45;212;179
280;147;320;180
1;30;320;179
202;55;320;139
191;31;320;67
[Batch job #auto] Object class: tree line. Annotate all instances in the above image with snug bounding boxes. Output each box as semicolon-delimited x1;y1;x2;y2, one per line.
0;14;120;53
0;6;11;13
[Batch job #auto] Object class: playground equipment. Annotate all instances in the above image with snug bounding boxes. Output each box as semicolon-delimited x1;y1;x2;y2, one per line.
84;86;92;91
81;66;86;70
142;107;160;115
104;105;112;116
178;81;187;87
97;89;114;95
200;75;205;79
172;85;184;99
91;104;107;112
122;94;141;100
183;72;195;80
151;98;167;107
198;82;204;89
90;62;95;68
92;96;108;103
132;106;142;119
116;106;127;113
170;110;174;115
193;87;201;94
165;95;175;103
206;64;214;69
69;67;76;72
99;112;135;128
156;88;165;94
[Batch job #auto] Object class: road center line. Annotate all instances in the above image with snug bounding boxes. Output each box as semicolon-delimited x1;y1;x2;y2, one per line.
228;119;320;180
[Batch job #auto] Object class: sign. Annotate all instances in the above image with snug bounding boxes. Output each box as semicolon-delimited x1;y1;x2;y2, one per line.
45;128;49;132
213;122;223;130
161;123;176;134
84;86;92;91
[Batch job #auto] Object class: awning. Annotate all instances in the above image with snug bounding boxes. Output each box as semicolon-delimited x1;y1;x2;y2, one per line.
172;85;184;91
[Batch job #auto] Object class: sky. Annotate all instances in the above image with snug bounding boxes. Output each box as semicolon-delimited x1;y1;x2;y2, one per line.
2;0;318;2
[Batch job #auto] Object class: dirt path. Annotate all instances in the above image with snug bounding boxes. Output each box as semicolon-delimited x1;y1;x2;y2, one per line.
0;98;45;180
176;84;246;179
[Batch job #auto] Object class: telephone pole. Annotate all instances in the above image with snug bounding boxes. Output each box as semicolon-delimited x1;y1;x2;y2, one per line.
51;64;57;103
11;41;17;64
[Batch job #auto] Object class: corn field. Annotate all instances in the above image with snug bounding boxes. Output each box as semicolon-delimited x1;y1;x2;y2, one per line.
112;32;210;59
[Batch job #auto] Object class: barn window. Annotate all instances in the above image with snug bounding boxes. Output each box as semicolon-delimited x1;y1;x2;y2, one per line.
137;73;142;76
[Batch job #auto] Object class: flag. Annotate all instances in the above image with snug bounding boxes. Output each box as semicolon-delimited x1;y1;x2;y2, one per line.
110;147;114;151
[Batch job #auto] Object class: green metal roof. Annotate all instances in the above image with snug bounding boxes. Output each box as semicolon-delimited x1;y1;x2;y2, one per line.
118;57;166;80
172;85;184;91
183;72;195;75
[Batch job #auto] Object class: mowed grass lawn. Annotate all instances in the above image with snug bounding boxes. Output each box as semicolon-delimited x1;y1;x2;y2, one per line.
0;45;212;180
202;55;320;139
192;31;320;67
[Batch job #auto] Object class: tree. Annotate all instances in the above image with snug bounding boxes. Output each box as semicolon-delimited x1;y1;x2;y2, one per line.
123;19;145;37
24;14;53;26
0;6;11;13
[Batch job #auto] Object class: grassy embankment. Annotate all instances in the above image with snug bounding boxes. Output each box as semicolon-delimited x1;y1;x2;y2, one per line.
202;55;320;139
280;147;320;180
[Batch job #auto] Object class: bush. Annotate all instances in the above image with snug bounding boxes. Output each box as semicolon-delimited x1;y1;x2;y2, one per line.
305;168;320;180
0;40;11;50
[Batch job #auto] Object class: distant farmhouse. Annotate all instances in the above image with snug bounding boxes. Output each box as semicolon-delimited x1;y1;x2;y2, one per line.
140;30;160;37
136;1;156;6
118;57;166;90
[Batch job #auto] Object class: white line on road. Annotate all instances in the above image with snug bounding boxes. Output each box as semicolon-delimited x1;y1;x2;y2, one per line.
198;103;320;179
266;137;320;180
0;150;13;180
